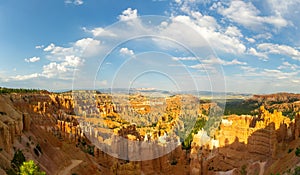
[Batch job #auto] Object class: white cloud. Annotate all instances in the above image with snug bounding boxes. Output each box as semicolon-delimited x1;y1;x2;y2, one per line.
190;57;246;69
262;69;298;79
65;55;84;67
42;52;84;79
253;33;273;40
190;11;219;30
189;63;216;73
39;38;99;80
35;45;44;49
217;0;289;29
247;47;268;61
75;38;102;57
83;27;117;37
278;61;300;71
10;73;40;81
42;55;84;79
257;43;300;60
25;56;40;63
167;15;246;54
240;66;257;73
118;8;138;21
225;26;243;37
245;37;255;43
43;43;74;61
241;67;299;80
266;0;300;16
43;62;68;78
175;0;181;4
119;47;134;56
172;56;198;61
225;59;247;66
202;57;247;66
65;0;83;5
44;43;55;52
75;38;101;49
43;38;101;61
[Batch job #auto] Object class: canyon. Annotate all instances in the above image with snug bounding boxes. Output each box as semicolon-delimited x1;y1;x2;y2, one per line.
1;90;300;174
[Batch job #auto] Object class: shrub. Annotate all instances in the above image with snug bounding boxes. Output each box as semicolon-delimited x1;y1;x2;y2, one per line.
20;160;46;175
11;150;26;172
295;147;300;156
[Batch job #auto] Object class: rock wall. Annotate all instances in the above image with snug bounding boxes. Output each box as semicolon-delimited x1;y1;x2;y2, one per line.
0;95;23;153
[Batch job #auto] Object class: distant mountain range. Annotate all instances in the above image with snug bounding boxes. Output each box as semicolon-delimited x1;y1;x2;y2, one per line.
95;88;252;99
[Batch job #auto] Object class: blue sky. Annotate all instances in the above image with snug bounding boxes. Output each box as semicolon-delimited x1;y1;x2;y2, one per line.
0;0;300;94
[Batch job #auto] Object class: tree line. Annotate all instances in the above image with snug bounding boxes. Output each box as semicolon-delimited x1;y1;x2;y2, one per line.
0;87;47;94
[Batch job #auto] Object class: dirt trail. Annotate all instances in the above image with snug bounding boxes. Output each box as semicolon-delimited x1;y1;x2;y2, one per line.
258;161;266;175
57;160;83;175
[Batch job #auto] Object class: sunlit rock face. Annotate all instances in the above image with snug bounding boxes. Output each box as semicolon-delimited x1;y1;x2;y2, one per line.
189;106;300;174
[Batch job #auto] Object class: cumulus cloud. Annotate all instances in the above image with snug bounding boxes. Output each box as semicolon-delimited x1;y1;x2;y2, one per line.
39;37;101;79
82;27;117;37
42;62;68;78
25;56;40;63
247;47;268;61
165;15;246;54
118;8;138;21
64;55;84;67
257;43;300;60
225;26;243;37
43;38;101;61
217;0;289;29
42;55;84;79
43;43;74;61
167;2;248;54
43;43;55;52
75;38;101;49
119;47;135;56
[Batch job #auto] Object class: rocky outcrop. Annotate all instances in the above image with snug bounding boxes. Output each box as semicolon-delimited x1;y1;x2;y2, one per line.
0;95;23;153
189;106;300;174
